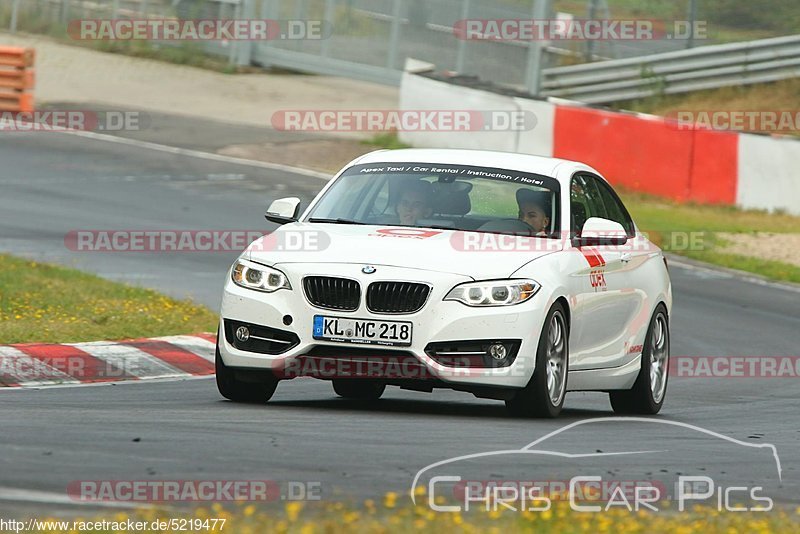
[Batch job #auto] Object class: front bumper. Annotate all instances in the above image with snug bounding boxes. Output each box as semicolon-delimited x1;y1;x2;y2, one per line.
218;263;549;389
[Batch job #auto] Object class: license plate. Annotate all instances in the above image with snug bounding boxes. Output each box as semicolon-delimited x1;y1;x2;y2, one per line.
312;315;412;347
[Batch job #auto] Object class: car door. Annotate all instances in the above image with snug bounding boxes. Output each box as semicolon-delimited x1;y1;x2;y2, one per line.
593;176;656;368
567;173;631;370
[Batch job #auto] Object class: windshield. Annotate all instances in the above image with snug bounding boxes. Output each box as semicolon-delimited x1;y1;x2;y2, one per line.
306;163;560;237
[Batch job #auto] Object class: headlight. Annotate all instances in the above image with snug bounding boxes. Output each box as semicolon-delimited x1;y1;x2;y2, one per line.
231;260;291;293
444;279;540;307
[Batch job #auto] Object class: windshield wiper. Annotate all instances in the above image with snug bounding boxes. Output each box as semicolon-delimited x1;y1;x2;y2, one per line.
386;223;456;231
422;224;458;231
307;217;367;225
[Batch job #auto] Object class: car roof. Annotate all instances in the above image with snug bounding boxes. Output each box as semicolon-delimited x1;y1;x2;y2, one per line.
352;148;599;182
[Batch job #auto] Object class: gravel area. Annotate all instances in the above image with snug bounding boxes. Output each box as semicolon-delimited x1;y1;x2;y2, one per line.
717;232;800;267
0;31;398;140
218;138;378;174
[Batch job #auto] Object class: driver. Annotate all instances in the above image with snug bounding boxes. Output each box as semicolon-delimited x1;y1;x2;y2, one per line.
516;189;552;235
395;180;434;226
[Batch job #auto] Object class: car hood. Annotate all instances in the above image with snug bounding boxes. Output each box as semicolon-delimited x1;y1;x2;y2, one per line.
245;223;562;279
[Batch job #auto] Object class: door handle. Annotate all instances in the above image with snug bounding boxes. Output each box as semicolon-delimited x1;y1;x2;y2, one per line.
620;253;632;263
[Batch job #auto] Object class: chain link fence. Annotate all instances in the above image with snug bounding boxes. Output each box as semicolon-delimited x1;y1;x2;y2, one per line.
1;0;795;94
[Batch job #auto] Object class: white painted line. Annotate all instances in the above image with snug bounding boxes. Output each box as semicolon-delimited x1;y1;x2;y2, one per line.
668;255;800;294
0;374;214;392
152;335;216;362
51;128;332;180
0;346;80;387
67;341;187;379
0;486;150;509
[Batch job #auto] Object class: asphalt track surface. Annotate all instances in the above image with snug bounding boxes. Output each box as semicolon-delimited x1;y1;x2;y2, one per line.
1;131;799;513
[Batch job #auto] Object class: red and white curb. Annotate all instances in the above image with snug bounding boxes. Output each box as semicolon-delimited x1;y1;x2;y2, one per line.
0;333;216;388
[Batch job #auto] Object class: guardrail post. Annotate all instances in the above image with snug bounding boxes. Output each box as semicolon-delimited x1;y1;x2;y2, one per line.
9;0;21;33
524;0;550;95
60;0;71;25
687;0;698;49
455;0;471;74
235;0;255;66
386;0;402;69
255;0;279;68
321;0;336;58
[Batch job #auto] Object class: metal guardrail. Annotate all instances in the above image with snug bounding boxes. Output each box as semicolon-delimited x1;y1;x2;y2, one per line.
541;34;800;104
5;0;798;103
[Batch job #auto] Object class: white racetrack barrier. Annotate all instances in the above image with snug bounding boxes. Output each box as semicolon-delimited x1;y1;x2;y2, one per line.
400;70;800;214
737;133;800;216
513;97;555;158
398;72;519;152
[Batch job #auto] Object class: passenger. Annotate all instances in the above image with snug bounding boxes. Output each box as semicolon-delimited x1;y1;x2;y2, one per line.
516;189;552;235
395;180;434;226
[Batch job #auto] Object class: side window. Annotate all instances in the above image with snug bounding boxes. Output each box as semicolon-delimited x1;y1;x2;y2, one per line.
570;174;606;235
593;177;635;236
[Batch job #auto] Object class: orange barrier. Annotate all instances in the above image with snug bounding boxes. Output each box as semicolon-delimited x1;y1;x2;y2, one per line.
553;105;693;201
0;46;35;112
553;105;738;204
688;128;738;205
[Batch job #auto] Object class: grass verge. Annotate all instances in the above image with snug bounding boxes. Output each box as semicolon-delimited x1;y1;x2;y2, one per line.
614;79;800;137
620;190;800;284
0;254;218;344
362;132;412;150
21;497;800;533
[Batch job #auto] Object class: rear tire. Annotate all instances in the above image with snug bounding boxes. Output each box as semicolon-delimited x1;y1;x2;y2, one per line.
609;304;670;415
332;379;386;400
506;302;569;418
215;341;278;403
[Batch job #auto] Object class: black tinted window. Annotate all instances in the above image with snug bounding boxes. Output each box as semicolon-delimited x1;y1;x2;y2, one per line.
570;174;607;235
593;178;635;236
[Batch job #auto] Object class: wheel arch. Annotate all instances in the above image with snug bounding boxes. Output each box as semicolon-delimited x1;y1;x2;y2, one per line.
553;295;571;332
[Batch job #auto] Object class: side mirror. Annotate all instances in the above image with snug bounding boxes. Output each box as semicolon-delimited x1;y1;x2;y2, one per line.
575;217;628;246
265;197;301;225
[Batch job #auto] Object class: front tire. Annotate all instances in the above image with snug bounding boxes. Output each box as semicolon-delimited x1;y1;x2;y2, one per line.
609;304;670;414
506;302;569;418
215;344;278;403
332;379;385;400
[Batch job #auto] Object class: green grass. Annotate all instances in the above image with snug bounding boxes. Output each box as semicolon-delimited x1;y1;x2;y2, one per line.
677;250;800;284
620;190;800;284
362;133;412;150
0;254;218;344
619;190;800;234
616;79;800;137
518;0;799;43
0;5;238;73
86;39;237;73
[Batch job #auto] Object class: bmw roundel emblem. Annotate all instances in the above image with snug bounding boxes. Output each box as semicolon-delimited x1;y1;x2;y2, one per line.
362;265;376;274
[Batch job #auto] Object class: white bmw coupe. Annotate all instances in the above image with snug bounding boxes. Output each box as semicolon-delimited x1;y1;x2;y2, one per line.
216;149;671;417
